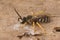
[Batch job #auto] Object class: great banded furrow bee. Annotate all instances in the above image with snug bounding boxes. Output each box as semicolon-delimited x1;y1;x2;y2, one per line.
14;8;50;33
14;9;50;24
19;15;50;24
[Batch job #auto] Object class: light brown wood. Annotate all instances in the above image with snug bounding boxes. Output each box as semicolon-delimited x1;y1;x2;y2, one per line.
0;0;60;40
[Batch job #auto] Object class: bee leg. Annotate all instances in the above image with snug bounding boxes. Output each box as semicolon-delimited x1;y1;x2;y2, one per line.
36;22;46;34
32;22;36;32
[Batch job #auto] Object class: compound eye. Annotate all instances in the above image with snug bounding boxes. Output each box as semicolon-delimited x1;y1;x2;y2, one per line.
27;15;32;19
23;17;26;20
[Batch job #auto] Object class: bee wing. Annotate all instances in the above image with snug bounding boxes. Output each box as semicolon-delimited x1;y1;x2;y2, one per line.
31;10;45;16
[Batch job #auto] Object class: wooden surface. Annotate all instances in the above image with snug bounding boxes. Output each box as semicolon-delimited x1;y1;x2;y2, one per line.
0;0;60;40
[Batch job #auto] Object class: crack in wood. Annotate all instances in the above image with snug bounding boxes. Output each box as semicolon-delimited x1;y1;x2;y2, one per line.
54;27;60;32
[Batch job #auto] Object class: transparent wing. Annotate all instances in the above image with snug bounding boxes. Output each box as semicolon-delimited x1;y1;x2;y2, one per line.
31;10;46;16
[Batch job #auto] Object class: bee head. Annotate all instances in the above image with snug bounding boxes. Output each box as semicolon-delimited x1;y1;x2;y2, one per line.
20;17;27;24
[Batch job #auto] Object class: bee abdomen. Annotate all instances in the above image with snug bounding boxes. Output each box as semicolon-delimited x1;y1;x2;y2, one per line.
38;16;50;23
44;16;50;23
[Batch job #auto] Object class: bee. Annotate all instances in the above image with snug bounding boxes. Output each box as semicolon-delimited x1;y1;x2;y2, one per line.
14;8;50;33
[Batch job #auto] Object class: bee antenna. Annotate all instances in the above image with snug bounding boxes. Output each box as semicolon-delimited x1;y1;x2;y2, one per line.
14;8;22;20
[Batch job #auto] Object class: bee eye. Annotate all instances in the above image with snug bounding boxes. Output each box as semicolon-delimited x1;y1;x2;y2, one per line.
27;15;32;19
23;17;26;20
